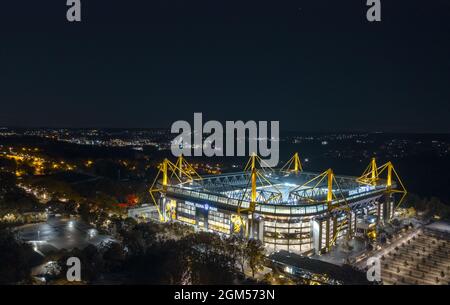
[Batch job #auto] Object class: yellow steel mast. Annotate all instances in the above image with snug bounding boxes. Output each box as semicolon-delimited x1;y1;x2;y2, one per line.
280;152;303;174
236;153;282;237
162;158;168;187
357;158;407;207
149;157;202;222
327;168;333;203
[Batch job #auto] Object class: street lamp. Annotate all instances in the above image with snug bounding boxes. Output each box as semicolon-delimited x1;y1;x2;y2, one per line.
89;229;97;238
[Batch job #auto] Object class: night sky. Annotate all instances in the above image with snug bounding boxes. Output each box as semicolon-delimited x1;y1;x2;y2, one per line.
0;0;449;132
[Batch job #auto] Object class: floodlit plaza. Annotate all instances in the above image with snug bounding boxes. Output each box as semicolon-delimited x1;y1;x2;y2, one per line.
380;226;450;285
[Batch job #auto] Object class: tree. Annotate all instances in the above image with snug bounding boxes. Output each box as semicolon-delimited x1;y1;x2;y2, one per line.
0;172;16;194
123;217;138;228
102;242;126;272
245;239;265;278
1;188;42;215
225;235;246;273
78;201;95;224
0;159;17;174
29;177;82;203
404;194;450;220
0;230;37;284
189;250;237;284
92;192;121;214
182;233;238;284
120;222;161;256
123;239;189;284
95;210;110;230
56;245;104;283
64;200;78;215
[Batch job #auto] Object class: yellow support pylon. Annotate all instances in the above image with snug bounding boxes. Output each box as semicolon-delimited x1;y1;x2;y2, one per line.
162;158;168;187
357;158;408;214
149;156;203;223
357;157;379;185
249;154;257;203
280;152;303;174
327;168;333;203
238;154;283;237
371;157;378;180
176;154;183;178
387;162;393;188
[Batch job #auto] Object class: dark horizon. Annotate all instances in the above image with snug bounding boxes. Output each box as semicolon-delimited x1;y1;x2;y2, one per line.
4;125;450;137
1;0;449;132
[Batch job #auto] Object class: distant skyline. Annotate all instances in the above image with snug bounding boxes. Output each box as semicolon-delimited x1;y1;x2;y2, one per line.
3;126;450;136
1;1;450;132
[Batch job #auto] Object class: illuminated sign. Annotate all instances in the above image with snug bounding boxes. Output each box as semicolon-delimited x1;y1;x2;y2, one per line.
349;185;375;196
185;201;217;212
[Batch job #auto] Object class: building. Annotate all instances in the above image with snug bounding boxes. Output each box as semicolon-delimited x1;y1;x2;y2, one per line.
268;250;369;284
127;204;159;221
149;154;406;255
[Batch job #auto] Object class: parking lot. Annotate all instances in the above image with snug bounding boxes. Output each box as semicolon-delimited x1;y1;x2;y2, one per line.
16;217;115;256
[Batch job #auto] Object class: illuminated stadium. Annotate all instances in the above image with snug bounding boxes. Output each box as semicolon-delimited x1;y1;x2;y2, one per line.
144;153;407;255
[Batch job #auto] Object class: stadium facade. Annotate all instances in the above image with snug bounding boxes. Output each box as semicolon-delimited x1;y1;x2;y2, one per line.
141;154;406;255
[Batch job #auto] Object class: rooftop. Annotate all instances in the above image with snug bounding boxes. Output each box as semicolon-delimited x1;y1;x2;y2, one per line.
168;170;389;206
269;250;370;284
